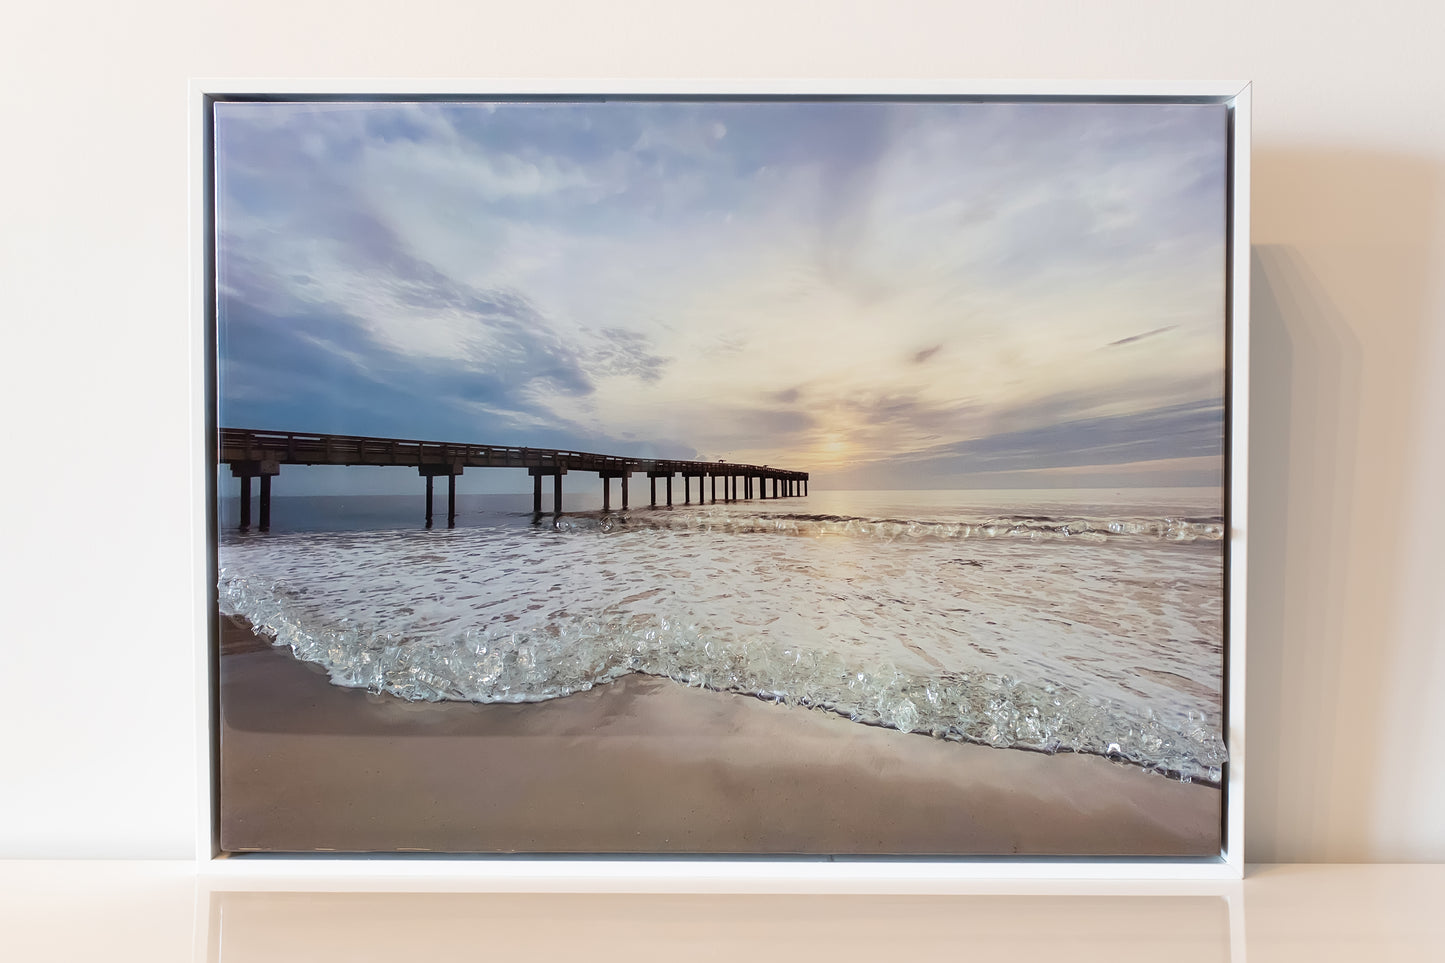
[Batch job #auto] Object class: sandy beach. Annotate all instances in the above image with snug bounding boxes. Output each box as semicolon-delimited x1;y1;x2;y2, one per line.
219;616;1221;856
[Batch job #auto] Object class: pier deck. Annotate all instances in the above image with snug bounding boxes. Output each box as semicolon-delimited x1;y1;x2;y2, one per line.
219;428;808;529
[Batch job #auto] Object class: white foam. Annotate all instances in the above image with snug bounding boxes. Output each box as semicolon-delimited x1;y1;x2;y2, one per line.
219;502;1227;783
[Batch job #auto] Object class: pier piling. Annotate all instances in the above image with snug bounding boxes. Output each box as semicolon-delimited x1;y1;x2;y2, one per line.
647;470;671;508
229;458;279;531
599;470;629;513
528;466;566;515
419;464;463;528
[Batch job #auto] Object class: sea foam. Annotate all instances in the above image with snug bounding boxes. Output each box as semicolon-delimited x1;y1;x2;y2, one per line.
219;503;1228;784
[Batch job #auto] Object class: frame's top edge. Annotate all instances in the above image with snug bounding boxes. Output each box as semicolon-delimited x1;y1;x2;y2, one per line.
189;78;1251;102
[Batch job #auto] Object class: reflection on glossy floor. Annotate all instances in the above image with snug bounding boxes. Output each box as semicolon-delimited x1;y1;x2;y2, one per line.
3;863;1443;961
212;891;1230;962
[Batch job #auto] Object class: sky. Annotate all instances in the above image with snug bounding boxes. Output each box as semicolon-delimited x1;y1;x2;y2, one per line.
214;99;1228;493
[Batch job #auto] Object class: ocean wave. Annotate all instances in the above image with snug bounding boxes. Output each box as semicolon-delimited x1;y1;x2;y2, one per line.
546;509;1225;543
220;569;1227;785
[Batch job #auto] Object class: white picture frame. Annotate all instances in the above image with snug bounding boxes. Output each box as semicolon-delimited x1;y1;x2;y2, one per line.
191;78;1249;881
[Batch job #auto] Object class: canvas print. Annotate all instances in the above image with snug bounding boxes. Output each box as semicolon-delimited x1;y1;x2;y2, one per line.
212;97;1231;856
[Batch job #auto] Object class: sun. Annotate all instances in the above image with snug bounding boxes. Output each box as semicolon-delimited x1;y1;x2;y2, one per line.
804;430;859;470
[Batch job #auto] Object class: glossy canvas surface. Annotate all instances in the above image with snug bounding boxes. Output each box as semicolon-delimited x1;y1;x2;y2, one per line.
210;96;1235;856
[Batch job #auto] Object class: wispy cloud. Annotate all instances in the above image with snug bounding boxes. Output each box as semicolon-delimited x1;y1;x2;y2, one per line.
817;398;1224;490
1108;325;1179;347
587;327;671;384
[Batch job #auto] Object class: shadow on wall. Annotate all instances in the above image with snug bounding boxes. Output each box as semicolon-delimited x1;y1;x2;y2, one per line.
1247;150;1440;861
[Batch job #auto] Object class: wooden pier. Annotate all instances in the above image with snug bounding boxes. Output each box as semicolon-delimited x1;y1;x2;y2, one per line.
220;428;809;530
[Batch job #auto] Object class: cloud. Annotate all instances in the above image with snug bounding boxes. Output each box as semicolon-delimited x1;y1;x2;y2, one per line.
686;404;819;458
897;397;1224;474
837;392;981;437
1108;325;1178;347
216;105;620;441
214;100;1228;491
815;398;1223;490
586;327;670;383
704;335;746;357
218;294;561;437
738;407;817;435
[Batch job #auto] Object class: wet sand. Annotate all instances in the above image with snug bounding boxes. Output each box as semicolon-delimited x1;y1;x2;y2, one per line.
218;616;1221;856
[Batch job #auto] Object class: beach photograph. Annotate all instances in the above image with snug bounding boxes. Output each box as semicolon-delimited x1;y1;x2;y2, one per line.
212;97;1230;856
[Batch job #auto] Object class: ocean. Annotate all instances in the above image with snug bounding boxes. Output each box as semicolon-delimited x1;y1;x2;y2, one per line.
217;487;1228;785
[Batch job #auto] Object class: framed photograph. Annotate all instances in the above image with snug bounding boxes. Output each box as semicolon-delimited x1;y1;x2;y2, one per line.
195;80;1248;876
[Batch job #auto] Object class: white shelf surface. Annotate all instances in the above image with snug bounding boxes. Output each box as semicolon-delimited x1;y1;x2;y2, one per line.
3;862;1441;960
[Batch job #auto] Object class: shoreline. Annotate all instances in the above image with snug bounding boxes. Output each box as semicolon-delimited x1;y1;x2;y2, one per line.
219;616;1221;856
219;599;1223;787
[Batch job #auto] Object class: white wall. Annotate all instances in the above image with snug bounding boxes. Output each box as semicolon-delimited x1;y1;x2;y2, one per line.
2;0;1441;861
